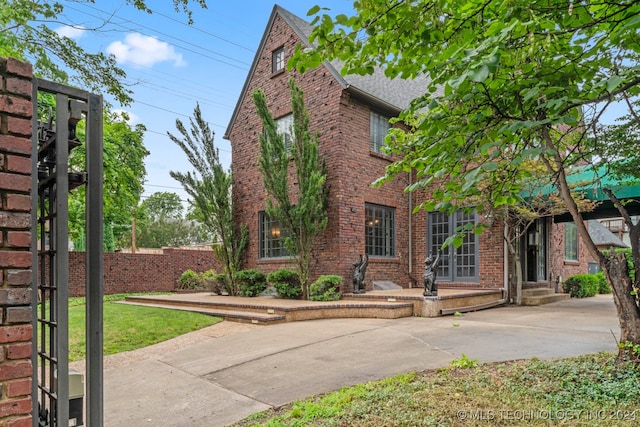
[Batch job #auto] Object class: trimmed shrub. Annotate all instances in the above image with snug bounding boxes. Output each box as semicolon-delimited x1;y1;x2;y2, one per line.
201;269;227;295
310;275;342;301
562;274;599;298
594;271;611;294
267;269;301;299
234;269;267;297
177;269;203;290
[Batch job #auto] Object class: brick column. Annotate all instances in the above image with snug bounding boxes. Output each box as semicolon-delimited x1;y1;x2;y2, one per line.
0;57;33;427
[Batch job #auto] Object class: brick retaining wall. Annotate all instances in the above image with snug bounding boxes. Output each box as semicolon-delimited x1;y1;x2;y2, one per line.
68;248;220;297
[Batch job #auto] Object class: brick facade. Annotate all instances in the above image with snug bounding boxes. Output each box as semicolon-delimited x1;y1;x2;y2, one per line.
549;221;594;286
67;249;220;297
227;7;592;297
227;12;412;293
0;57;33;427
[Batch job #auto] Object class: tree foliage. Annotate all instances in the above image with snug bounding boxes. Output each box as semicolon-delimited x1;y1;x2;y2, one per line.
117;192;210;249
295;1;640;352
252;79;329;299
142;191;184;221
69;112;149;249
0;0;207;105
169;103;247;295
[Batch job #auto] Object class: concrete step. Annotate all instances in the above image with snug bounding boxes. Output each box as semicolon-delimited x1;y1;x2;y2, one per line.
522;288;556;297
123;296;415;323
119;301;286;325
521;293;570;306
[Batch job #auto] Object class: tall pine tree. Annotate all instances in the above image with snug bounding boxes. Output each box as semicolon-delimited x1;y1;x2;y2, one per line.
169;103;247;295
252;79;328;299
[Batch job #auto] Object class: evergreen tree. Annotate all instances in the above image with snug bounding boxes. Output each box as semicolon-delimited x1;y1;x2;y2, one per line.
252;79;328;299
169;103;247;295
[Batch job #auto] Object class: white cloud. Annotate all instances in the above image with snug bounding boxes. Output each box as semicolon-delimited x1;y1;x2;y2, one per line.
111;109;140;125
106;33;185;67
55;25;86;40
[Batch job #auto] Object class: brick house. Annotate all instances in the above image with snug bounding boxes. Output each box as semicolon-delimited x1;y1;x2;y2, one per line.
224;5;590;296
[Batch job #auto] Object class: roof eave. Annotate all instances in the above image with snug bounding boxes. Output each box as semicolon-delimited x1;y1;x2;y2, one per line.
345;85;403;115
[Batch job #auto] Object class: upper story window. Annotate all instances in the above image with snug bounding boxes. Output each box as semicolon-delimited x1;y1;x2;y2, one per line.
272;46;285;73
427;211;479;282
564;222;578;261
370;111;391;153
365;203;395;257
275;114;293;151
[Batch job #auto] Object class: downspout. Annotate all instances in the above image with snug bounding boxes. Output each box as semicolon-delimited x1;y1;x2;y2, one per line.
504;221;510;302
408;170;412;287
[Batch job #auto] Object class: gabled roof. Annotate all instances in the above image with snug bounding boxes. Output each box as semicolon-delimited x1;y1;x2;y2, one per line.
224;4;432;139
588;220;628;248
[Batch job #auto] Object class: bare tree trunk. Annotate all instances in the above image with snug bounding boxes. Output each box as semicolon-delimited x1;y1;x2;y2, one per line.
540;129;640;361
602;189;640;360
514;258;523;305
505;230;523;305
604;252;640;347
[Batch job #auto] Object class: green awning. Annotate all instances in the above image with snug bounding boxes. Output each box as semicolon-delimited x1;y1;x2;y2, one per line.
554;166;640;222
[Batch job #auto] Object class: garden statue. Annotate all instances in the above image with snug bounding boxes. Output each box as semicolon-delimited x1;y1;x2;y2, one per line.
423;249;441;297
352;254;369;293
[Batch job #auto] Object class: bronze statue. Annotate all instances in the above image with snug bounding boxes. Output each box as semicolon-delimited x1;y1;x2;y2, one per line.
352;254;369;293
423;249;441;297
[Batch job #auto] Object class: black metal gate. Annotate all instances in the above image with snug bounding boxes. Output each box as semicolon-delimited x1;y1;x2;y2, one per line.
31;80;104;427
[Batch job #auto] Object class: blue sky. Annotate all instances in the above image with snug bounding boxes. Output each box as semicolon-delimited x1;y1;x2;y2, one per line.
53;0;353;207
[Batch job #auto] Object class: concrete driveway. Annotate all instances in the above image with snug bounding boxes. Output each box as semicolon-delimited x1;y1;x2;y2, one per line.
104;294;620;426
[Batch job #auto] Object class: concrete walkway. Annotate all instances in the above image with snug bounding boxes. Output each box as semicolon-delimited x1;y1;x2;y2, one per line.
104;294;620;426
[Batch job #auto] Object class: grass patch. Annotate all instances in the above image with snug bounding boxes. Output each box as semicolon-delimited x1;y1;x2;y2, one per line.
67;294;221;361
233;353;640;426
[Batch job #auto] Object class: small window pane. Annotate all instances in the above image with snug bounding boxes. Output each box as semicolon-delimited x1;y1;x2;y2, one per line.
272;47;285;73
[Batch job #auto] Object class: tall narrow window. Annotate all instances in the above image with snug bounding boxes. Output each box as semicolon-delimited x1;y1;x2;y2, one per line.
272;46;285;73
274;114;293;152
259;212;289;258
365;204;395;257
370;111;391;153
564;222;578;261
427;211;479;282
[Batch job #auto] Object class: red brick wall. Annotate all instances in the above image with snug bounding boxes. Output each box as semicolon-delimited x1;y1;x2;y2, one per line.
549;221;591;286
68;249;220;297
411;186;507;290
228;13;412;292
0;57;33;427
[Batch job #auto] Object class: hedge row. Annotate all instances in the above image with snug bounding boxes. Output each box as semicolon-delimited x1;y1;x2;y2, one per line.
177;268;342;300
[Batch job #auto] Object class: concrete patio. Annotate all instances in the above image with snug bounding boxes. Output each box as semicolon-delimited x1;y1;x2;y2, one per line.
124;287;507;323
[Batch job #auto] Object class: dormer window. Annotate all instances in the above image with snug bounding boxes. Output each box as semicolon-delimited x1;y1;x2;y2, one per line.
272;46;285;73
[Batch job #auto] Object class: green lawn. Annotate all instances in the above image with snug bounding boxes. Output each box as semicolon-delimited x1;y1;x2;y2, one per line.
67;294;221;361
234;353;640;427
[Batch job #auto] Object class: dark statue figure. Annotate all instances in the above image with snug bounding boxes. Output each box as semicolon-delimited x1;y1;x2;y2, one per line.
423;249;441;297
352;254;369;293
